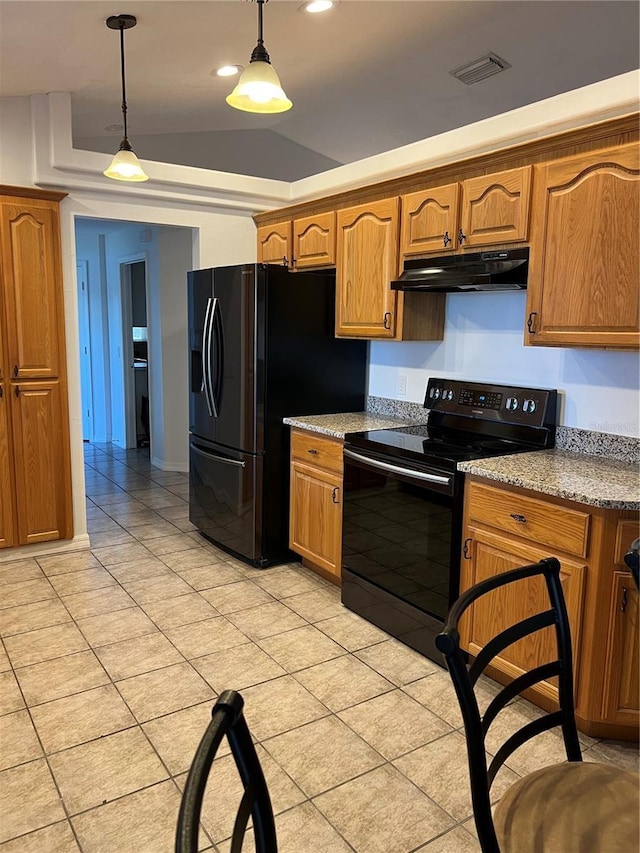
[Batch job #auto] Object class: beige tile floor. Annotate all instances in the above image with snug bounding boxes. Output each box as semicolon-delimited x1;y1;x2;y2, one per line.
0;443;637;852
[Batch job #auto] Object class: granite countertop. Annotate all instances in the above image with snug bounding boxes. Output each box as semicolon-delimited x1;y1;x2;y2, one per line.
458;449;640;510
283;411;427;439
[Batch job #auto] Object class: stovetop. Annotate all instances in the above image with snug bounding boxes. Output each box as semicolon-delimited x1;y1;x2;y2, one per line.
346;379;558;474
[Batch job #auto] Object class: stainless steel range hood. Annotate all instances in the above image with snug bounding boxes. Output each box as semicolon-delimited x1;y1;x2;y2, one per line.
391;247;529;292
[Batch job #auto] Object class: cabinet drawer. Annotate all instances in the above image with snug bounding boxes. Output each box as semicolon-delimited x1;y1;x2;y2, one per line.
291;429;343;474
467;482;590;558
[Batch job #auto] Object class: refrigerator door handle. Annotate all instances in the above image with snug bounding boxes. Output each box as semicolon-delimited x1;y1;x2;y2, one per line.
202;298;214;417
210;296;223;417
191;442;246;468
206;297;219;417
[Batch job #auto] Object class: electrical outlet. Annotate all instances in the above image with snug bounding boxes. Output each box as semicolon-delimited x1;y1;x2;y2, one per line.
397;374;407;396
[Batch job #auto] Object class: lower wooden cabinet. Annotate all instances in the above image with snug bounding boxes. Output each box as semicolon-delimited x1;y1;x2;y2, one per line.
461;476;639;740
289;428;344;582
0;387;16;548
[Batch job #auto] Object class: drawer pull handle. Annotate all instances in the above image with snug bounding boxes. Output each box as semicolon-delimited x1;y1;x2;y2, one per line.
307;448;319;455
332;487;340;505
383;312;392;330
463;537;472;560
621;586;628;613
510;513;527;524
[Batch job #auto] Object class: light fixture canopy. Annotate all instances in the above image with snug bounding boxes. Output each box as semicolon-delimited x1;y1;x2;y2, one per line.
227;0;292;114
103;14;149;182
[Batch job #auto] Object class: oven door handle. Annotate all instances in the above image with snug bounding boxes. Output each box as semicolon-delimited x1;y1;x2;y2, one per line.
344;449;452;486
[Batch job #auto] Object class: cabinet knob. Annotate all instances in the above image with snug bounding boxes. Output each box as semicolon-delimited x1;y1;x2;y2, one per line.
383;312;392;330
332;487;340;505
12;365;18;377
463;537;472;559
443;231;451;247
510;513;526;524
527;312;537;334
14;386;19;398
307;448;318;455
0;386;3;399
458;228;466;244
621;586;628;613
282;256;288;267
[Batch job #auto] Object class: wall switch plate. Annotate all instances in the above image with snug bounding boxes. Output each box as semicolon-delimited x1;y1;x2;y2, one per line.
397;374;407;396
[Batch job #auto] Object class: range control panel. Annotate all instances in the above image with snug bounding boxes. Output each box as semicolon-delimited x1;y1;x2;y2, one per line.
424;379;557;429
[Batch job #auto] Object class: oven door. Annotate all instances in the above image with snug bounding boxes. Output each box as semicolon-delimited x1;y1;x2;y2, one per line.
341;446;462;660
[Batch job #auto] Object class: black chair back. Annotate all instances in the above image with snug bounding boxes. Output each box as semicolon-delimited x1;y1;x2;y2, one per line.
175;690;277;853
435;557;582;853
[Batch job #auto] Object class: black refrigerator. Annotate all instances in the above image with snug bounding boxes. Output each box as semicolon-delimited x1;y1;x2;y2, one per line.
188;263;367;567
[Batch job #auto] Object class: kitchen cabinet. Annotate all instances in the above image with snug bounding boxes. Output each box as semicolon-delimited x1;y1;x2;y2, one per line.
289;428;343;583
257;221;292;266
461;477;639;740
336;198;445;341
0;187;73;547
293;211;336;269
399;167;532;257
525;143;640;349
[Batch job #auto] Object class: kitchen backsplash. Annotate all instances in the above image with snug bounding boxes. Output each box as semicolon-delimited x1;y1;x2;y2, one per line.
366;396;640;465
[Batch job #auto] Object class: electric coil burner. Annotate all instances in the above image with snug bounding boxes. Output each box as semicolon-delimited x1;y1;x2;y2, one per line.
341;378;558;664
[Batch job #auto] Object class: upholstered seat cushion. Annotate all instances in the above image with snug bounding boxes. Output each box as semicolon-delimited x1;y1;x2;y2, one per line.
493;761;639;853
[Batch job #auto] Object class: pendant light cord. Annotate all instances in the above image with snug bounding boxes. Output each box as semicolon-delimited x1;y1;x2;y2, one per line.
250;0;270;64
119;22;129;142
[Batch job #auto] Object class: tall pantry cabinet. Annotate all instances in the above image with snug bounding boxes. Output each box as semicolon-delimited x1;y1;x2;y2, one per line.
0;186;73;547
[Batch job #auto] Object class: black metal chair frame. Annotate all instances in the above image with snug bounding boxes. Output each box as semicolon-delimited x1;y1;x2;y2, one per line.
175;690;278;853
435;557;583;853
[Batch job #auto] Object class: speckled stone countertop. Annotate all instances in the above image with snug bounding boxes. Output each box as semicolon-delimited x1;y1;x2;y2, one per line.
458;450;640;510
283;412;427;439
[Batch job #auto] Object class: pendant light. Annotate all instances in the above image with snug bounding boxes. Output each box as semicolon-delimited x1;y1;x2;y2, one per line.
103;14;149;182
227;0;292;114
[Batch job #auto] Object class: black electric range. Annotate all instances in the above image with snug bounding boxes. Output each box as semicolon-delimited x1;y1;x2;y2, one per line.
341;378;558;663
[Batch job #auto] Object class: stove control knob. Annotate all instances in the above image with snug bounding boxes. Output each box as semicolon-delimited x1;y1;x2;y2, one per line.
430;387;441;399
506;397;519;411
444;389;454;401
523;399;537;414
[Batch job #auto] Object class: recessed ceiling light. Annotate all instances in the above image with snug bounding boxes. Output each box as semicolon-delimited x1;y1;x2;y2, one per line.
215;64;242;78
300;0;337;13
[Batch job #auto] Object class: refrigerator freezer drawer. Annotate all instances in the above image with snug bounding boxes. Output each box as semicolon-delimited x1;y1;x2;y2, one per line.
189;439;263;565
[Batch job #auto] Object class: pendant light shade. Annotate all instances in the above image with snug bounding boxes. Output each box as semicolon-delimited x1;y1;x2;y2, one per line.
104;14;149;182
227;0;292;114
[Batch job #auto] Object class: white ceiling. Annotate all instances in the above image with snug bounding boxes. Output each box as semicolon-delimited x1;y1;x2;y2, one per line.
1;1;638;180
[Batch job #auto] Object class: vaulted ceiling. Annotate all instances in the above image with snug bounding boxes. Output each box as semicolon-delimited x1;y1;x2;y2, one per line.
1;1;638;180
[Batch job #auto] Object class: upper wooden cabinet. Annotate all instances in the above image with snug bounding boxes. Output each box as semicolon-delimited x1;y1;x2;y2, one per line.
526;143;640;349
293;212;336;269
336;198;400;338
0;199;64;379
257;221;292;267
399;167;532;257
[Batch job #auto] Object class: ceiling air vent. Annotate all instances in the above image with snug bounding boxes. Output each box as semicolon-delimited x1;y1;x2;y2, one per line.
451;53;511;85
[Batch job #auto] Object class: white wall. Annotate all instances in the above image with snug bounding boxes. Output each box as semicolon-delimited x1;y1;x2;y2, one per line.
0;97;34;187
369;293;640;437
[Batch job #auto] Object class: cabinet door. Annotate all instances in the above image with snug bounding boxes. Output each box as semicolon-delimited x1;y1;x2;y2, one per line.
602;573;639;726
459;166;532;248
289;461;342;578
257;222;292;266
0;201;63;379
0;384;16;548
526;144;640;348
11;381;72;544
400;184;460;256
460;527;586;705
293;212;336;269
336;198;399;338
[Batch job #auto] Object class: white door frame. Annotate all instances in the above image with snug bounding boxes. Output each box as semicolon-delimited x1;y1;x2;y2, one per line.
119;253;149;450
76;260;94;441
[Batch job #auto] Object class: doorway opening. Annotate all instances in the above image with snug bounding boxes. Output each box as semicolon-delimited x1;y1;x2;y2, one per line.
121;258;151;449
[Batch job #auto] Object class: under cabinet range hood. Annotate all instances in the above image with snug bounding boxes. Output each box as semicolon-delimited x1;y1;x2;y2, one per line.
391;247;529;292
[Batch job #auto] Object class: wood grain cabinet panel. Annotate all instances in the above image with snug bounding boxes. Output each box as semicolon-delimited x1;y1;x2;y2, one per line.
526;143;640;348
459;166;532;248
602;573;639;726
256;222;292;267
0;201;63;379
293;212;335;269
336;198;399;338
0;187;72;549
291;429;343;474
11;381;72;544
400;183;460;256
289;461;342;579
0;386;16;548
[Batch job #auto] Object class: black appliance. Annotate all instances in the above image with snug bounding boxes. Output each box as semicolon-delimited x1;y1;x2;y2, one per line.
188;263;367;567
390;247;529;292
341;378;557;663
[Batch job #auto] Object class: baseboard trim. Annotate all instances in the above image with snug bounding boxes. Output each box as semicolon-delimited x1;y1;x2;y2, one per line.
0;533;91;563
150;456;189;473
